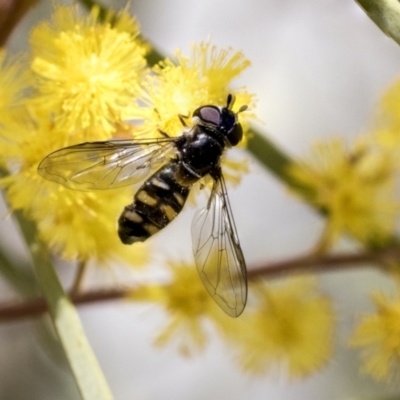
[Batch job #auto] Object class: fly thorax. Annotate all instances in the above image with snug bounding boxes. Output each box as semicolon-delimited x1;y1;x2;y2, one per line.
180;131;223;176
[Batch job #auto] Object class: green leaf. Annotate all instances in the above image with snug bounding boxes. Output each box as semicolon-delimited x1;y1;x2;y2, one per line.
14;210;113;400
356;0;400;46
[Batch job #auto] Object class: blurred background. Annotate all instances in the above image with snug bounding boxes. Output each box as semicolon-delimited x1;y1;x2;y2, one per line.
1;0;400;399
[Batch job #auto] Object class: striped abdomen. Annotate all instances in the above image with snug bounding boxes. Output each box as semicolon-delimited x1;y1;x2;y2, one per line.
118;161;190;244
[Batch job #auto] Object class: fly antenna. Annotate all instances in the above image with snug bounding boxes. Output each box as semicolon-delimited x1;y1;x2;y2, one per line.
237;104;248;113
226;94;235;109
227;94;248;114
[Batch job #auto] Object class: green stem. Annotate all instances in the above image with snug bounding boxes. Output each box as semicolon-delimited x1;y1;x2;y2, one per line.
246;128;315;197
79;0;108;20
14;210;113;400
0;179;40;296
70;260;88;296
356;0;400;46
0;243;38;297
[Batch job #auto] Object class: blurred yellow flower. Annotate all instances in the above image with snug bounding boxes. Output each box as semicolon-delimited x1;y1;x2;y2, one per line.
289;138;399;248
370;74;400;186
227;277;334;378
130;261;236;356
131;268;335;377
29;4;147;137
349;292;400;383
374;78;400;172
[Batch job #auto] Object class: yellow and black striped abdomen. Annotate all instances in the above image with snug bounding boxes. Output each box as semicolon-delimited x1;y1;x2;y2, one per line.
118;161;190;244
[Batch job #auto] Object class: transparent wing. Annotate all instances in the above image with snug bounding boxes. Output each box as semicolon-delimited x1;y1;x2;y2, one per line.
192;174;247;317
38;138;177;190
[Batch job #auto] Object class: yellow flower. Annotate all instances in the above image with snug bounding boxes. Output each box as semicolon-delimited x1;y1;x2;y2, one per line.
226;278;334;378
29;5;147;137
289;138;399;247
349;292;400;383
0;110;148;266
0;5;151;266
1;7;255;269
129;41;254;190
130;261;236;356
131;41;254;137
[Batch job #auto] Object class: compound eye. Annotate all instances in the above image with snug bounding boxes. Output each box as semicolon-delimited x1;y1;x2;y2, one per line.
193;106;221;125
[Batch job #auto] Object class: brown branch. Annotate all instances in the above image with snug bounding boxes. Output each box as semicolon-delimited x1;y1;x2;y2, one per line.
247;245;400;278
0;0;39;47
1;246;400;322
0;288;125;321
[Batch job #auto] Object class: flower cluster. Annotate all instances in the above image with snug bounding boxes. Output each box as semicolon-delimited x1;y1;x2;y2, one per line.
0;4;253;267
130;43;254;139
129;41;255;188
131;261;335;376
287;74;400;382
29;5;147;137
130;261;227;355
343;76;400;383
289;137;399;249
229;278;334;378
349;289;400;382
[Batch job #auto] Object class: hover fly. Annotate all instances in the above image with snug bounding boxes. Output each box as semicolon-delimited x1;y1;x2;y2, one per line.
38;94;248;317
